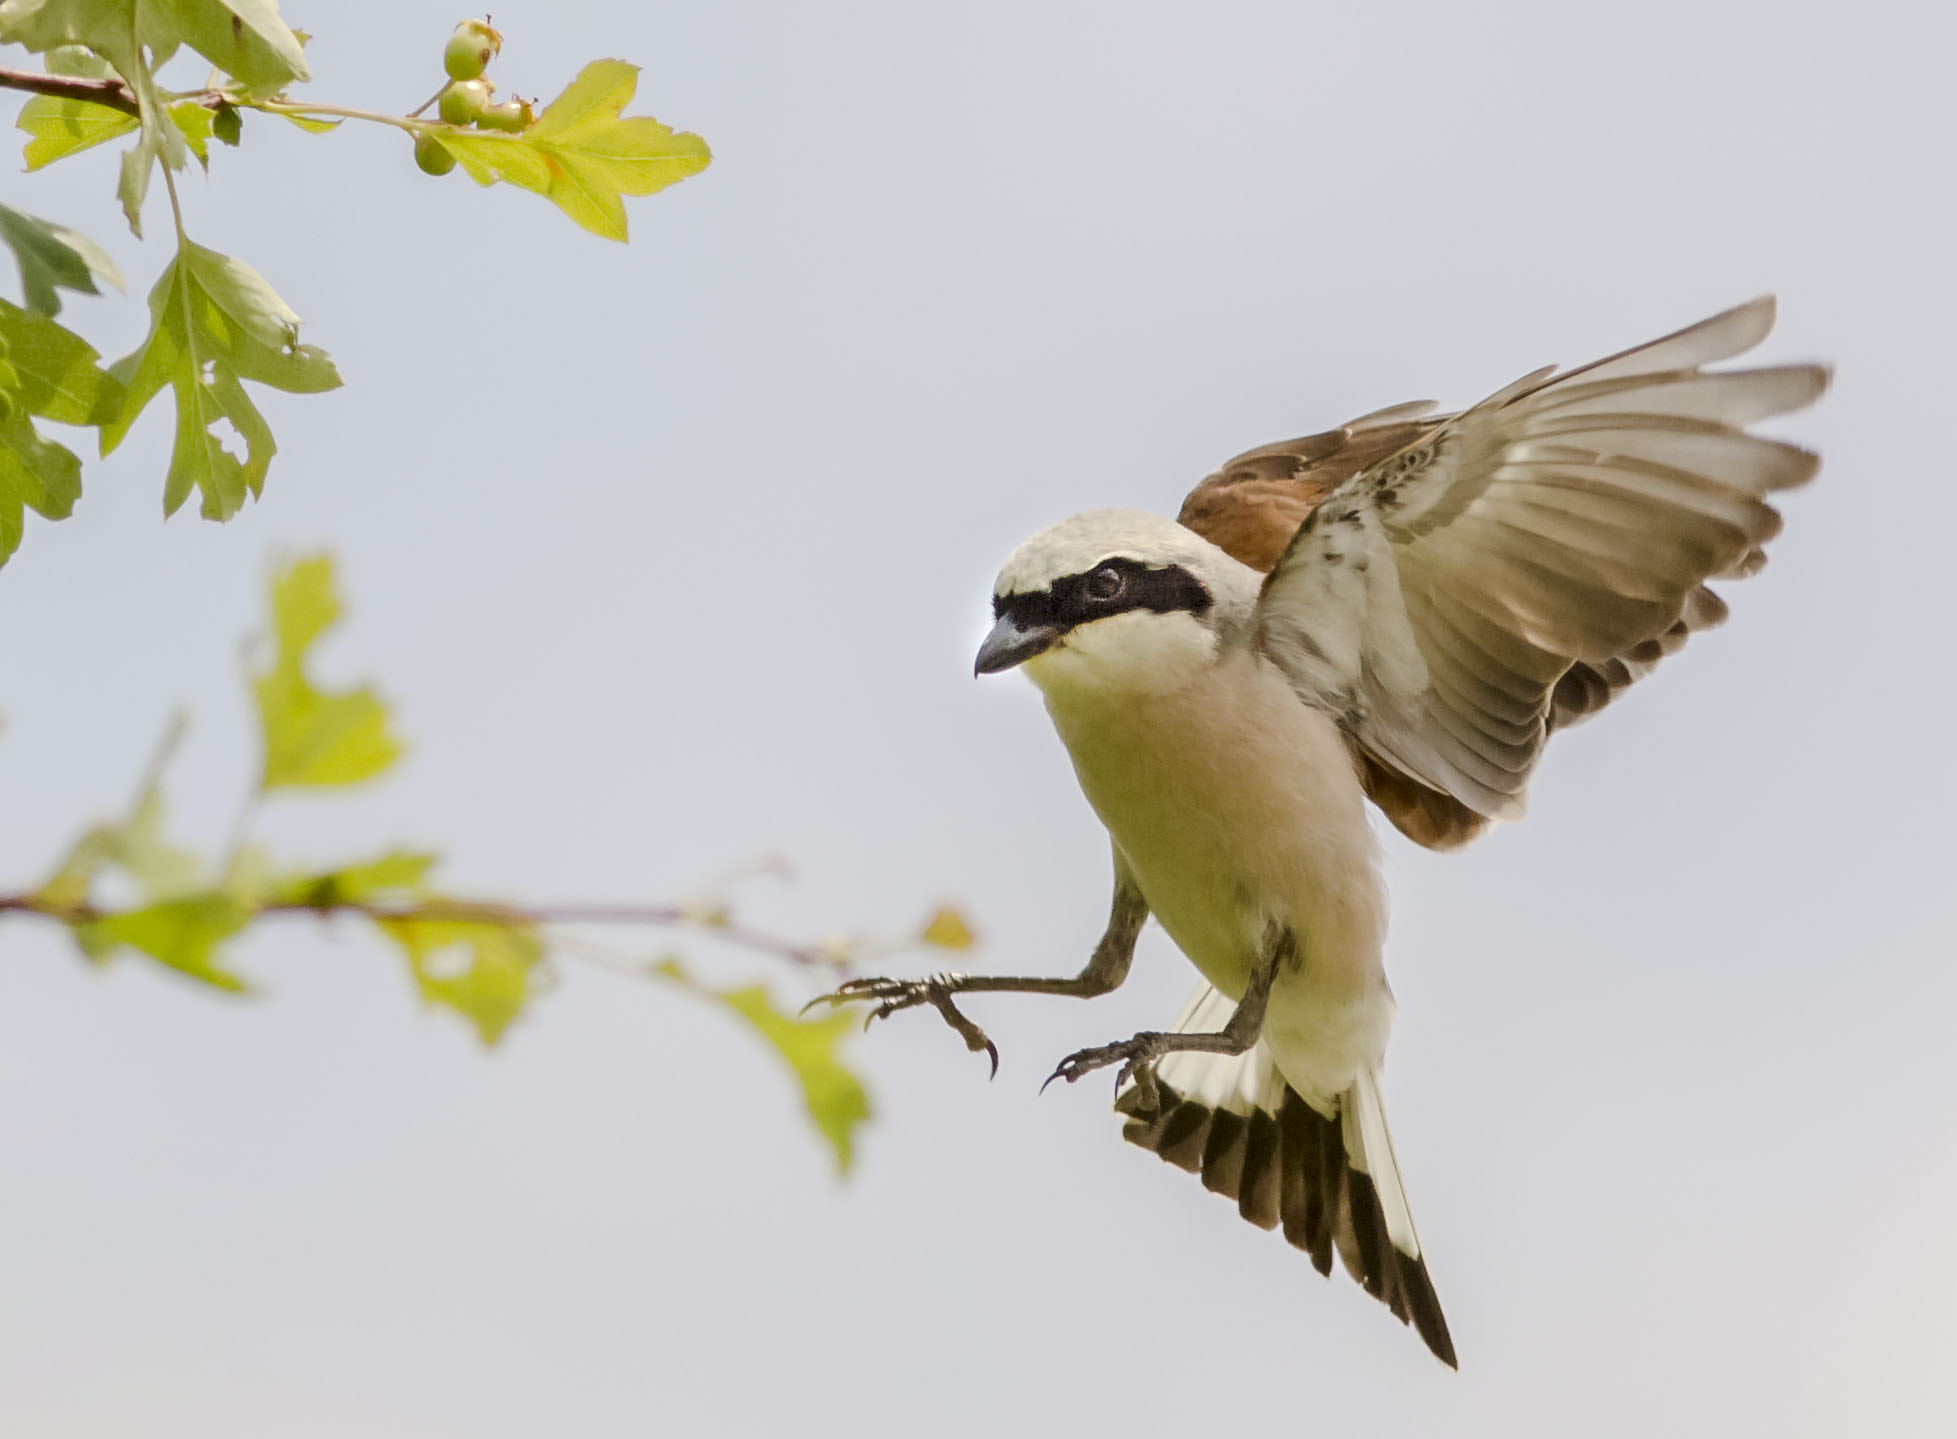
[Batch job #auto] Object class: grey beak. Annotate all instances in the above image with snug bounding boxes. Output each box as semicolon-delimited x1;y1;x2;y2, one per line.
975;614;1061;675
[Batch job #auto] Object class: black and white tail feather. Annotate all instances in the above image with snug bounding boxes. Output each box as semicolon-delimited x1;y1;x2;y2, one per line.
1114;985;1456;1367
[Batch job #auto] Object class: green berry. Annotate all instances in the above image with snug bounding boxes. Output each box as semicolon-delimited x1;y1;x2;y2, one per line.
438;77;494;127
413;131;455;175
475;98;534;133
443;19;502;82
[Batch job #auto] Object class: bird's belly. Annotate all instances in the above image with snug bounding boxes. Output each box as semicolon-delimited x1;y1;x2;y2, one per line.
1044;657;1390;1022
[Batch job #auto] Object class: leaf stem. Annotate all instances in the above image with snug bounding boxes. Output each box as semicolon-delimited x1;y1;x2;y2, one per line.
160;157;188;245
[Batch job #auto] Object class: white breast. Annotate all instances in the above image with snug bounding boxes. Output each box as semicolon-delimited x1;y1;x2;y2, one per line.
1028;615;1396;1103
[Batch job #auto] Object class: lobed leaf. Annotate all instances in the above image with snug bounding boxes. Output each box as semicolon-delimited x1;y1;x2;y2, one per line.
101;242;339;520
0;0;193;233
426;59;709;242
168;99;216;165
0;203;124;315
0;0;306;94
0;0;169;65
0;288;114;564
146;0;308;97
659;960;872;1175
0;415;82;564
247;554;403;791
15;92;138;169
0;298;124;425
76;892;251;990
376;914;543;1045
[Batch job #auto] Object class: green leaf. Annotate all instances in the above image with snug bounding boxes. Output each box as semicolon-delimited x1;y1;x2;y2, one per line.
148;0;308;96
277;111;340;134
0;298;124;424
0;0;307;95
0;414;83;564
210;103;241;146
248;554;403;791
659;960;872;1175
0;0;164;61
15;92;138;169
272;849;438;908
35;820;116;915
433;129;554;195
43;43;120;79
919;905;976;951
31;720;220;969
0;2;191;233
428;59;710;242
112;782;203;898
168;99;216;165
101;241;340;520
76;892;250;991
34;715;195;910
375;915;543;1045
0;204;124;315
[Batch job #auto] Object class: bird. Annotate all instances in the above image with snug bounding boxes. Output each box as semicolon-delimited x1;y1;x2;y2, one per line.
816;297;1827;1368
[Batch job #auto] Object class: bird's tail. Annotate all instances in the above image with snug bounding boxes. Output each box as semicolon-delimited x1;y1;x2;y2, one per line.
1115;984;1456;1367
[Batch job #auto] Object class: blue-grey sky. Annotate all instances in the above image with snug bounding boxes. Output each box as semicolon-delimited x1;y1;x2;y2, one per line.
1;2;1951;1434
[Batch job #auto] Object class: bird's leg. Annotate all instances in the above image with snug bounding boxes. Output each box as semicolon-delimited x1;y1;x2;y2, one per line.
807;882;1148;1078
1042;926;1292;1100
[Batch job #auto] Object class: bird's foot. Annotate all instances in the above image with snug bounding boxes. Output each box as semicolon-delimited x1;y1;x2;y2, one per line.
805;974;999;1078
1041;1031;1166;1109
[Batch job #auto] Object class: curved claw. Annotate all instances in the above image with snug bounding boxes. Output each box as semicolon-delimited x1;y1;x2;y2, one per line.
805;973;999;1079
1039;1035;1161;1097
800;978;884;1016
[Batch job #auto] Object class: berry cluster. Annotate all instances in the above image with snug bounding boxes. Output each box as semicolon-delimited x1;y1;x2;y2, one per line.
414;18;536;175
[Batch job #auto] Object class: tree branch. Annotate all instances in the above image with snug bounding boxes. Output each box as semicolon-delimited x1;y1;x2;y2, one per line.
0;64;140;115
0;893;852;970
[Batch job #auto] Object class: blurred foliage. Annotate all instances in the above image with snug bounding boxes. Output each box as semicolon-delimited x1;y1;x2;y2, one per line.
659;960;875;1176
0;6;960;1179
0;2;710;564
1;553;979;1172
250;554;402;787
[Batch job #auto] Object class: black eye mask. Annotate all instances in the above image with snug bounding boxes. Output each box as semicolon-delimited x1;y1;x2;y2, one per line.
995;558;1213;634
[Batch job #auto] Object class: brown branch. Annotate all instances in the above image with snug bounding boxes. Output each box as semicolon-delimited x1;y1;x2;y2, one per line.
0;67;234;116
0;64;140;115
0;893;851;970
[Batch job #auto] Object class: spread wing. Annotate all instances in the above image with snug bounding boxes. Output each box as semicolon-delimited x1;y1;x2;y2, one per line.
1232;297;1826;843
1180;407;1738;744
1179;402;1445;573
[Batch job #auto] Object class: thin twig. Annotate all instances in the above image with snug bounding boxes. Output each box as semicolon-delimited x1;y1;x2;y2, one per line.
0;893;851;970
255;99;422;134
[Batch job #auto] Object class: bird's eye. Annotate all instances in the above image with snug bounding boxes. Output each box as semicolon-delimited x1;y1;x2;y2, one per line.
1085;564;1126;601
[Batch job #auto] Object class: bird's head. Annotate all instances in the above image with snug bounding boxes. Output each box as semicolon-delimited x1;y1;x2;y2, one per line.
977;509;1252;696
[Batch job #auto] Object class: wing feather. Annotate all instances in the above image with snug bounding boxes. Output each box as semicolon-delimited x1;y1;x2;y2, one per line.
1249;297;1826;823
